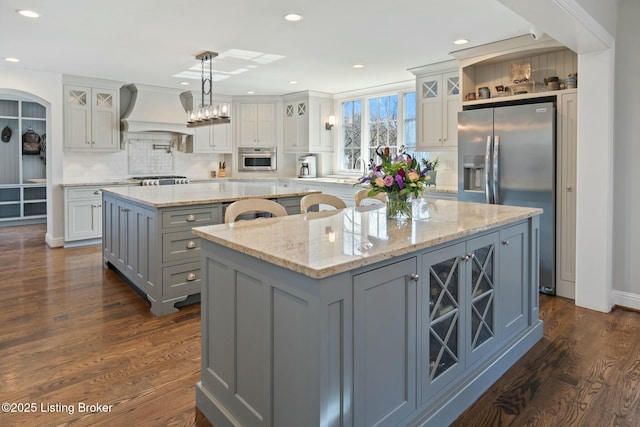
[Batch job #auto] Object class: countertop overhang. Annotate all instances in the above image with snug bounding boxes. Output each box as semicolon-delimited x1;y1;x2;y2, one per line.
100;182;320;208
193;200;542;279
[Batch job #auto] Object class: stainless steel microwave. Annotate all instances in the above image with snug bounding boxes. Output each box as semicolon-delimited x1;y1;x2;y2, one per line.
238;147;277;171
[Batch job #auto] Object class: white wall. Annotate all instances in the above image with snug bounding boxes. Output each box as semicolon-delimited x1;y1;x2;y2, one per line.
574;49;615;311
612;0;640;308
0;66;64;247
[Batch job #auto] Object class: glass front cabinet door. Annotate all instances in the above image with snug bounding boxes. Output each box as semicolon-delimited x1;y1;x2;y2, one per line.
421;232;498;404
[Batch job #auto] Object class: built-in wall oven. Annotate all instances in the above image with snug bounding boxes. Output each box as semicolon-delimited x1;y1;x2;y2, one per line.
238;147;277;172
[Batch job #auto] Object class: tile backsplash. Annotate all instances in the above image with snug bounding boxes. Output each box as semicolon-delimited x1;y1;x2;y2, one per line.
63;133;225;181
416;151;458;187
128;135;176;175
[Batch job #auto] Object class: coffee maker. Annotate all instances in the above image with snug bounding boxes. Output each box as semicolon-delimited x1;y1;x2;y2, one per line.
297;154;317;178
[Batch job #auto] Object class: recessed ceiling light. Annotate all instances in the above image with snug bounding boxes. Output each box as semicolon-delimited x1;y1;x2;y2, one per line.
454;39;469;45
284;13;303;22
17;9;39;18
247;91;255;94
180;82;190;86
352;64;365;69
289;80;298;84
4;57;20;63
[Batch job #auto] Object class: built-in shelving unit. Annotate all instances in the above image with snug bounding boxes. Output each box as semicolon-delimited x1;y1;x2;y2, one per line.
0;97;47;225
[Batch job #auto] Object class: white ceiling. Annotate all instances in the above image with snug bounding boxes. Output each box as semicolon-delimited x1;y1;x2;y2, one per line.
0;0;534;96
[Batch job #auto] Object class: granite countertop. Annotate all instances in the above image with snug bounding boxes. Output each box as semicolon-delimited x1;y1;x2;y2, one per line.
292;177;458;194
100;182;320;208
60;180;137;187
192;200;541;279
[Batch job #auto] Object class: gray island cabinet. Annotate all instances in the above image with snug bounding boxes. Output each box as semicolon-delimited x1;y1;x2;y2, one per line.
192;200;543;427
100;182;317;316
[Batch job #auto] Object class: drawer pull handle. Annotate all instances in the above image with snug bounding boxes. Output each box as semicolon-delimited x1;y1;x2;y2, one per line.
502;240;510;246
186;214;197;222
186;272;197;281
186;241;197;249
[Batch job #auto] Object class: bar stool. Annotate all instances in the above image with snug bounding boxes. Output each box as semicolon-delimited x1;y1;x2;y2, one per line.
224;199;288;223
300;193;347;214
355;189;388;206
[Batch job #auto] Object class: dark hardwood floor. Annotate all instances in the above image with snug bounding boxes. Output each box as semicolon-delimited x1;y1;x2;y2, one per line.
1;225;638;426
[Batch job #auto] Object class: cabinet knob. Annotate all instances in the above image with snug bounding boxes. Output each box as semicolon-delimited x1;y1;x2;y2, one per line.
566;185;573;191
186;240;197;249
186;272;197;282
186;214;197;222
502;240;510;246
409;273;420;281
94;190;101;195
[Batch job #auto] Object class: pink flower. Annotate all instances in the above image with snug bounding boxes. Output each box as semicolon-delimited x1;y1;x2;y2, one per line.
383;175;394;187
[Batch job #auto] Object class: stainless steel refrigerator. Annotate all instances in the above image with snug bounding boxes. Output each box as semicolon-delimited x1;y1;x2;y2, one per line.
458;102;556;294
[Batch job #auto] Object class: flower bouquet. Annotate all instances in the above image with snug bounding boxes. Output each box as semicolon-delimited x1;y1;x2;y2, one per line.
359;147;433;219
420;156;439;186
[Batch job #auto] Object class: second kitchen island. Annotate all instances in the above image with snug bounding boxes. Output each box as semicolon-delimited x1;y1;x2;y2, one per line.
193;200;543;427
101;182;319;315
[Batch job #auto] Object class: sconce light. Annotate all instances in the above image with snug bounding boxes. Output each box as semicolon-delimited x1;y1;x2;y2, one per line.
325;115;335;130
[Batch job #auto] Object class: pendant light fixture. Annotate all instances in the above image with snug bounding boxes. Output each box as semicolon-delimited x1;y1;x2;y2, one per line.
186;51;230;128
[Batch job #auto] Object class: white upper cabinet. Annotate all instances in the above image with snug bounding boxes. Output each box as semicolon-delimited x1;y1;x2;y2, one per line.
238;103;276;147
64;81;120;151
283;92;334;153
188;123;232;153
415;70;460;150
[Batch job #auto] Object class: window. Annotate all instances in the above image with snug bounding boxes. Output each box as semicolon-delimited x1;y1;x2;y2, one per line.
368;95;398;163
404;92;416;151
340;90;416;173
341;100;361;171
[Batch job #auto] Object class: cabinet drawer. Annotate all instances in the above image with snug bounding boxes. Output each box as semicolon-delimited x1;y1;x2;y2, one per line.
162;231;201;263
162;262;201;298
161;206;220;229
67;187;103;200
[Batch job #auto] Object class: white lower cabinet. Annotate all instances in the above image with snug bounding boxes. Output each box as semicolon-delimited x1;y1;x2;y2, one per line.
64;186;105;243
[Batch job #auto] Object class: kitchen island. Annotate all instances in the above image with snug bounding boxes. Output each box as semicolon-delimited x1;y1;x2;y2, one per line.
192;200;543;427
101;182;319;315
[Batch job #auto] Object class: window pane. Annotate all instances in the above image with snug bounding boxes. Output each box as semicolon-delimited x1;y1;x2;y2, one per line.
379;97;388;120
404;92;416;150
369;98;378;122
342;100;362;170
404;92;416;120
389;95;397;120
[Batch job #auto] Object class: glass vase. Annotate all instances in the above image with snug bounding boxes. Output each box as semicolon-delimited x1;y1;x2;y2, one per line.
386;192;412;220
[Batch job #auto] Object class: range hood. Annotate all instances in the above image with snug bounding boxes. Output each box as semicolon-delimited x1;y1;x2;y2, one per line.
121;84;192;134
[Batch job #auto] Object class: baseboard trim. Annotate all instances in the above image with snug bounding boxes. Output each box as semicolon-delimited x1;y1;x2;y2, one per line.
612;290;640;311
46;233;64;248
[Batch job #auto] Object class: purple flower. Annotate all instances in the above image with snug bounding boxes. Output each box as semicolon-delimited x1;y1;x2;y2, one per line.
383;175;394;187
395;174;404;189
